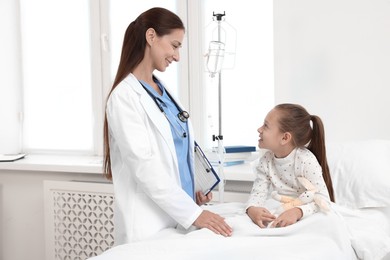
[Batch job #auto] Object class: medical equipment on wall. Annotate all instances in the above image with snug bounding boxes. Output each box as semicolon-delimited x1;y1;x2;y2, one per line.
205;12;236;203
139;81;189;138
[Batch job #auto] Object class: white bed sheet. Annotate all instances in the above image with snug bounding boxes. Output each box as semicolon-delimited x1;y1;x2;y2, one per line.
89;202;390;260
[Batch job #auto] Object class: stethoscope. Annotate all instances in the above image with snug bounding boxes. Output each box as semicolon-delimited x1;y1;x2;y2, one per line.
139;80;190;138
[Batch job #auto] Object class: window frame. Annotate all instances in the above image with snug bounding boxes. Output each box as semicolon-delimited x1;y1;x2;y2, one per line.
9;0;273;156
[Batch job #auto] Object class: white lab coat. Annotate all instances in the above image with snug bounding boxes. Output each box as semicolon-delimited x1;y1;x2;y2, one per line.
106;73;202;245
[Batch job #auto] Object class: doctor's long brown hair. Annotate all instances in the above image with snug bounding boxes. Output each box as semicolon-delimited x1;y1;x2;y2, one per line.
274;104;335;202
103;8;185;180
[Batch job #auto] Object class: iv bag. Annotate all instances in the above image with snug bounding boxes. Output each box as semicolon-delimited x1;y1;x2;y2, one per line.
204;15;236;73
206;41;225;78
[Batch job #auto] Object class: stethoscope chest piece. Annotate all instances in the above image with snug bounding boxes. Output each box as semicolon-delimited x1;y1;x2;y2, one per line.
139;80;189;138
178;110;189;122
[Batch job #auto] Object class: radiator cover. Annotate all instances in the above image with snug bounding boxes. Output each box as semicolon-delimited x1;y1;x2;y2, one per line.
44;181;115;260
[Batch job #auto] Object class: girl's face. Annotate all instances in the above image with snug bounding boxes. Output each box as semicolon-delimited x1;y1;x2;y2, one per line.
257;108;285;153
150;28;184;72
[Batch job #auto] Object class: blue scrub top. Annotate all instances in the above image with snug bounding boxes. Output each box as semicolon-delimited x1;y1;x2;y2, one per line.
140;79;194;200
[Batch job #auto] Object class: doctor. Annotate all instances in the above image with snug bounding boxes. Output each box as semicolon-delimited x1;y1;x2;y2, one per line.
103;7;232;245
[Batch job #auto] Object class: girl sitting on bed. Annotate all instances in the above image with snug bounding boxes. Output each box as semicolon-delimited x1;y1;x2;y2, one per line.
246;103;335;228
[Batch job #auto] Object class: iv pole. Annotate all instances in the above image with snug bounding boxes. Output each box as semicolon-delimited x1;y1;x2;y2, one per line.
211;12;226;203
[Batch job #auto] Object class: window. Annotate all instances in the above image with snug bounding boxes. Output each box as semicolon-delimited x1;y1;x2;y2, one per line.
18;0;183;155
11;0;273;155
20;0;94;153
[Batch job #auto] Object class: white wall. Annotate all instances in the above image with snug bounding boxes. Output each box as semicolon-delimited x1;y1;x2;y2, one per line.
274;0;390;142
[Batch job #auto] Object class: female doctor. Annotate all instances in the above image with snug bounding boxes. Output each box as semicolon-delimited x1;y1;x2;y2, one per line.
103;7;232;245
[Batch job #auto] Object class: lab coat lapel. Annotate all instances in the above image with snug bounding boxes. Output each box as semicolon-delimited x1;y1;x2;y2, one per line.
127;75;178;166
153;75;196;178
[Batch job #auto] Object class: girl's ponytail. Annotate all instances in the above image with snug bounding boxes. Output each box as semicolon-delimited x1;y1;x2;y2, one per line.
275;104;335;202
308;115;335;202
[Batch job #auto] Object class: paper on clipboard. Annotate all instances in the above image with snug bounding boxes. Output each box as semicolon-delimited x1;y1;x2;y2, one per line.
194;142;220;195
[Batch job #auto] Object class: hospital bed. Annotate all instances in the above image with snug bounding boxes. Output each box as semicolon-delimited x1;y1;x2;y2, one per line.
88;140;390;260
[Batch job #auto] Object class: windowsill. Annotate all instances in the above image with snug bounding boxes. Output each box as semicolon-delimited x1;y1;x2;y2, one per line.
0;154;103;174
0;154;256;180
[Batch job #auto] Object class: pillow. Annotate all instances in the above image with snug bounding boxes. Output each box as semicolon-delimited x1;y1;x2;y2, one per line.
333;204;390;260
326;139;390;209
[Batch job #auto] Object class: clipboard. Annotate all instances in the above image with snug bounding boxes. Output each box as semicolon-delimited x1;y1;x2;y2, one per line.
194;142;220;195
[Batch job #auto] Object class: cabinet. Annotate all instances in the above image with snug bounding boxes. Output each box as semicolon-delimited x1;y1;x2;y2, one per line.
213;162;256;203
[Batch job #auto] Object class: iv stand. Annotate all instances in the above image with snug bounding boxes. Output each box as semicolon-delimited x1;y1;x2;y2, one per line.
211;12;226;203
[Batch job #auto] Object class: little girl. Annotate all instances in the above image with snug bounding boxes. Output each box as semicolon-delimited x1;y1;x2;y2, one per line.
246;103;335;228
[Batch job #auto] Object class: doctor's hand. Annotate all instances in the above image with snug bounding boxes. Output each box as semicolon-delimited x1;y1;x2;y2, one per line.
193;210;233;237
246;206;276;228
195;191;212;206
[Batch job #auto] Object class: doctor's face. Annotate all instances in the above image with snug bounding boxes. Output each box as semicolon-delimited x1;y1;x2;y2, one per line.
150;28;184;72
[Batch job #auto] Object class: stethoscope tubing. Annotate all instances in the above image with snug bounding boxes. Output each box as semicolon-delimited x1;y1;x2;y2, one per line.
139;81;190;123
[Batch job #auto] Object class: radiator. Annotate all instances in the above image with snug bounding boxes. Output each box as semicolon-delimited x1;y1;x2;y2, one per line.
44;180;115;260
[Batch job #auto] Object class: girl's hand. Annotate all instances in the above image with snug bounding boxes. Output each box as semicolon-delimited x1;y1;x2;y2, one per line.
246;206;276;228
196;191;213;206
271;207;303;228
